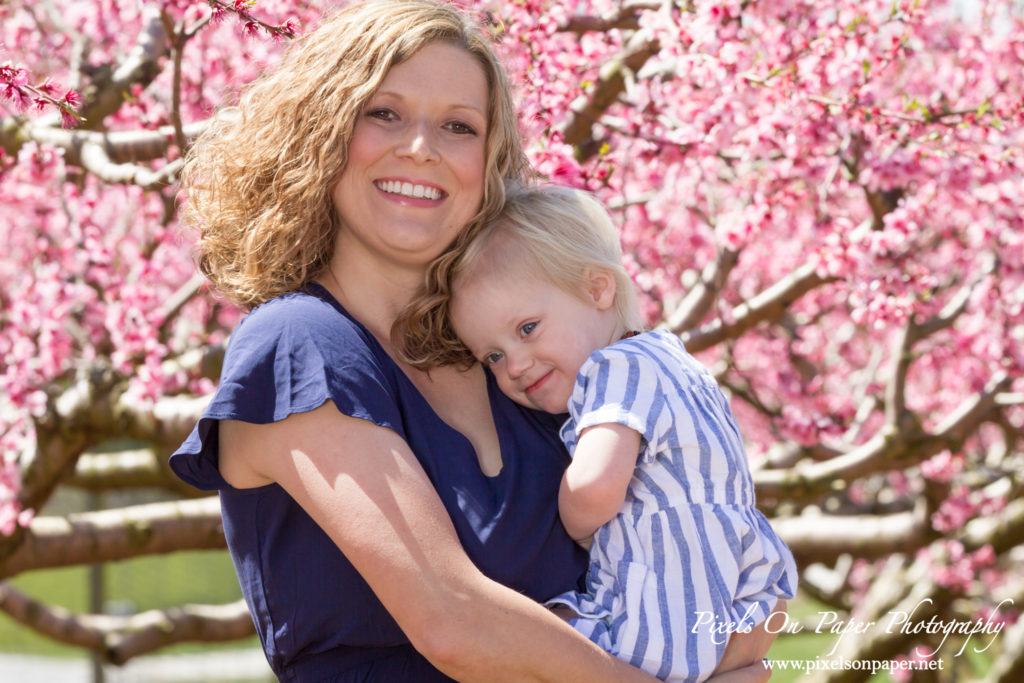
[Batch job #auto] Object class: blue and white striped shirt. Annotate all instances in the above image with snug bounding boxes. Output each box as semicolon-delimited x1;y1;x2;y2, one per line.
551;329;797;682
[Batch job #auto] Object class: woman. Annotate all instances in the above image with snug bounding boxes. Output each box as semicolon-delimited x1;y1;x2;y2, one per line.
172;1;780;680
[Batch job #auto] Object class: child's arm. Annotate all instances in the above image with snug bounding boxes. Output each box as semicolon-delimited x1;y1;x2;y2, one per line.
558;422;641;540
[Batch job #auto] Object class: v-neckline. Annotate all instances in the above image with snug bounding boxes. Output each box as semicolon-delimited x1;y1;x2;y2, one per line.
304;281;506;479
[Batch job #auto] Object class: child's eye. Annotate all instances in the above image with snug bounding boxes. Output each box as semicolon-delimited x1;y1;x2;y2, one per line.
519;322;537;337
483;351;504;365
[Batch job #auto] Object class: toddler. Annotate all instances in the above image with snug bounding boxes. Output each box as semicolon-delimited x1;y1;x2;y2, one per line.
407;184;797;682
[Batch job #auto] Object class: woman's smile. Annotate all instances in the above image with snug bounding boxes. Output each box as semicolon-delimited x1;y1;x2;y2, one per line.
374;178;445;201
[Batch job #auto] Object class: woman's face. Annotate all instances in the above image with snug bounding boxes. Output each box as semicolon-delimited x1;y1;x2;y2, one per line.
331;42;489;271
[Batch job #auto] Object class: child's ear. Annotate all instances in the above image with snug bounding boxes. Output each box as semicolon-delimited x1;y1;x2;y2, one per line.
584;268;616;311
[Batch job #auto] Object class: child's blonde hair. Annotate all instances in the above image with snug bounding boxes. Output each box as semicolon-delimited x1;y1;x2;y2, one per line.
399;183;644;368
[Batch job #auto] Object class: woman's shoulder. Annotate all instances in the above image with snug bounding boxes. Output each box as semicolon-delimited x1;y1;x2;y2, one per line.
170;288;404;490
239;287;360;337
213;286;400;419
230;287;380;363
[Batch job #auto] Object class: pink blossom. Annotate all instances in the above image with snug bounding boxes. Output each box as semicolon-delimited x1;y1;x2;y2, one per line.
0;1;1021;656
929;540;998;592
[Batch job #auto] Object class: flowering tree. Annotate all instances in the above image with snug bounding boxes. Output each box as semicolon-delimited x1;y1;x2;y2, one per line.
1;0;1022;679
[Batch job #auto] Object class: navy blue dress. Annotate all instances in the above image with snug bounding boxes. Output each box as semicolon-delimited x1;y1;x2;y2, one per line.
170;282;588;682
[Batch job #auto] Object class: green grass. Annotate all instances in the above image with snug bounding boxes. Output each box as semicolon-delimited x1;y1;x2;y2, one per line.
0;549;260;658
0;485;259;657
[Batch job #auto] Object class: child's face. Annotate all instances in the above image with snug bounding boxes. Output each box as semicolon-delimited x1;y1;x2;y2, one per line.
451;265;622;413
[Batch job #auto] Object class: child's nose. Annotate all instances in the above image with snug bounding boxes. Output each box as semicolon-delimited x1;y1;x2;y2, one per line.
506;350;533;378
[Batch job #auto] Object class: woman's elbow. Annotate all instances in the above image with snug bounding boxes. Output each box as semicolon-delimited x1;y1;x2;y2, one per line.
415;627;481;677
401;593;491;677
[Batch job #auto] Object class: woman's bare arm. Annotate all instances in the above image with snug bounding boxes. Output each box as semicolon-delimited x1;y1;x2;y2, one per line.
220;402;660;682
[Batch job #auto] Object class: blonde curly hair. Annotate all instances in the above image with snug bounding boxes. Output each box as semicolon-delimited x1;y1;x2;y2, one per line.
398;182;645;369
180;0;528;309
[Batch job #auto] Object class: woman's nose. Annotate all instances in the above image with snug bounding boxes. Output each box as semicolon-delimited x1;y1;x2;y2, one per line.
398;119;440;163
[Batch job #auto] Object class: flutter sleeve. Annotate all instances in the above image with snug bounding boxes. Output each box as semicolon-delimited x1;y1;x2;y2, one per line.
169;291;403;490
563;343;668;462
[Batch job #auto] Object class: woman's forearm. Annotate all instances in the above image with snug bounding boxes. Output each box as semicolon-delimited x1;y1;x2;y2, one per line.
435;588;780;682
424;573;660;682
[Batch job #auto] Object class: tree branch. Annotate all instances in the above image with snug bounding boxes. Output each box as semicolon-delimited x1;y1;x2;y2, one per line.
772;504;930;566
663;247;740;333
682;262;834;352
561;31;661;161
863;186;903;231
2;356;212;564
0;4;207;169
962;496;1024;555
162;341;228;385
0;584;253;665
161;9;212;155
18;364;123;519
65;448;207;498
115;391;211;447
76;4;169;129
78;141;185;188
558;1;661;34
106;599;254;665
754;372;1012;500
751;440;844;471
1;497;224;579
158;273;209;336
887;273;985;430
808;500;1024;683
989;614;1024;683
799;557;855;609
812;572;954;683
884;322;915;432
26;120;209;164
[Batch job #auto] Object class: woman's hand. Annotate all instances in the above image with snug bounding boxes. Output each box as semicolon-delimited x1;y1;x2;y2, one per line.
709;599;788;681
709;660;773;683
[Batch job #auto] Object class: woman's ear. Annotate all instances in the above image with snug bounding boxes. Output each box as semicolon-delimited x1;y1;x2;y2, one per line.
583;268;617;311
